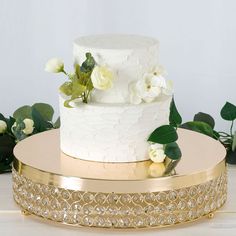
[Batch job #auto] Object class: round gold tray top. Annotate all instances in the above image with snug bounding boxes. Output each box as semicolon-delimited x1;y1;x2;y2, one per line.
13;129;226;192
12;129;227;229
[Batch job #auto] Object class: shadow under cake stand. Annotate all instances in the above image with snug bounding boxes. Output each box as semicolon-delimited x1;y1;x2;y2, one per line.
12;129;227;229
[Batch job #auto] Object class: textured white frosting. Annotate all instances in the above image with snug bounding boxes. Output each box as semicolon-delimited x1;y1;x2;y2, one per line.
60;95;171;162
73;35;159;104
60;35;172;163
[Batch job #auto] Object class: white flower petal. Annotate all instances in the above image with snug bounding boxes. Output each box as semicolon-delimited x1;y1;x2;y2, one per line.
91;66;114;90
23;119;34;135
152;65;167;76
150;75;167;88
45;58;64;73
148;144;166;163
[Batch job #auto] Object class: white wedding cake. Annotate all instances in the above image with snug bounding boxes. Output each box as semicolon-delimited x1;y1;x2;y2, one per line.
59;35;173;162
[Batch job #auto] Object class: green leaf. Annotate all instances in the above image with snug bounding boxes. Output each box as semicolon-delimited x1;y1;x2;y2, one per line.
0;113;6;122
194;112;215;129
86;78;94;91
64;99;73;108
213;130;220;140
72;79;86;97
220;102;236;121
0;134;15;173
232;132;236;151
81;52;95;73
180;121;214;137
6;116;15;134
169;98;182;127
31;107;53;132
54;117;60;128
13;106;32;119
0;134;15;155
32;103;54;121
0;161;13;173
68;73;77;81
226;149;236;164
148;125;178;144
164;142;182;160
60;81;73;96
11;119;27;141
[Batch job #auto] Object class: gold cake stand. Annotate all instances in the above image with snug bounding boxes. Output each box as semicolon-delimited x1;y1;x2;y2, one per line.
12;129;227;229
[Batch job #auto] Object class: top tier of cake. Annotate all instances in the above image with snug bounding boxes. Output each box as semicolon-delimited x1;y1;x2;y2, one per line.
73;35;159;104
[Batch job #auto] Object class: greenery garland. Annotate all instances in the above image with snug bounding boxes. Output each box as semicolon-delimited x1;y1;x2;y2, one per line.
149;99;236;167
0;103;59;173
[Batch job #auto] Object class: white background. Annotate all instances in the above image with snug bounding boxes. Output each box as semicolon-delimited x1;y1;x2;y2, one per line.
0;0;235;131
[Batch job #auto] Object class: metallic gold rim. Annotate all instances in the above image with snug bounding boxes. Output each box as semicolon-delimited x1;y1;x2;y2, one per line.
13;157;226;193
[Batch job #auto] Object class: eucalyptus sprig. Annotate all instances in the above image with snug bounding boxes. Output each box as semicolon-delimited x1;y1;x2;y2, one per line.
0;103;59;173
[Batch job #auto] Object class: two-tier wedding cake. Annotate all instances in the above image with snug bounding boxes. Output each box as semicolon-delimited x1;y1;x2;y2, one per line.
56;35;173;163
12;34;227;230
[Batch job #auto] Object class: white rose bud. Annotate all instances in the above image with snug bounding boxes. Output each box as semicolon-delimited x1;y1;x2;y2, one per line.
148;162;166;177
0;120;7;134
45;58;64;73
148;143;166;163
23;119;34;135
91;66;114;90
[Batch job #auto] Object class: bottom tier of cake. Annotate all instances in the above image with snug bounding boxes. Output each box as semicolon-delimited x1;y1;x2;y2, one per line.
59;95;172;162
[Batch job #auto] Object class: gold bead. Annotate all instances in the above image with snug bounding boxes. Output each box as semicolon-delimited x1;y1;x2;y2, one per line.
21;209;31;216
208;212;215;219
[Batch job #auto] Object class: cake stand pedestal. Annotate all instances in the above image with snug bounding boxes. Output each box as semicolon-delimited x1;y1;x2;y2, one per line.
12;129;227;229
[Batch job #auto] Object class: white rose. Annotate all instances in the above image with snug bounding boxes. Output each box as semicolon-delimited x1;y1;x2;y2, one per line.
45;58;64;73
148;162;166;177
0;120;7;134
22;119;34;135
148;143;166;163
91;66;114;90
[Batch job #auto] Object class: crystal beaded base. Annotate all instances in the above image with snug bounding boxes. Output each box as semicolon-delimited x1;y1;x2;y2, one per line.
12;129;227;229
13;168;227;228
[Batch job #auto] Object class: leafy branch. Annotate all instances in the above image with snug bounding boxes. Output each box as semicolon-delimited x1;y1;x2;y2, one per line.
180;102;236;164
148;99;236;177
148;98;182;176
59;53;95;107
0;103;59;173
